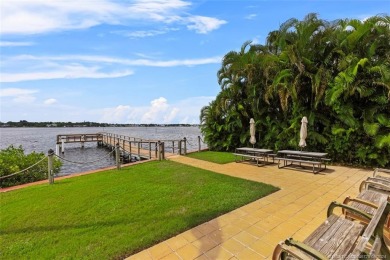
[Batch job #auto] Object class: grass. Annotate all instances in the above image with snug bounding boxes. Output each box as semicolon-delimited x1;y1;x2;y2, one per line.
1;160;278;259
185;151;236;164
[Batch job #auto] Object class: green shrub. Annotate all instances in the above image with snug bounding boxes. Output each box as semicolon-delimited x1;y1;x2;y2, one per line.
0;145;62;188
200;14;390;167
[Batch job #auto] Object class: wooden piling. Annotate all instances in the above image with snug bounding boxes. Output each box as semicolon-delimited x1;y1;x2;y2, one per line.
47;149;54;184
115;143;120;170
183;137;187;155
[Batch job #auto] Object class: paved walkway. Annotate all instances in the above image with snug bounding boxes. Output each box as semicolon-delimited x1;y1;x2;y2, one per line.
128;156;373;260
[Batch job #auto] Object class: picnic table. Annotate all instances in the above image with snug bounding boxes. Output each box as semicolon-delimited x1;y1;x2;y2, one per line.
233;147;274;166
275;150;330;174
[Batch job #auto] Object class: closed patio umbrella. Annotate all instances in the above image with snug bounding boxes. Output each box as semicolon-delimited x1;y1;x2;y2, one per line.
299;116;308;150
249;118;256;147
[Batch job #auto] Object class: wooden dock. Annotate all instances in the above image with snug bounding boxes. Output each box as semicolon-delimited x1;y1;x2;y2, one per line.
56;133;191;161
56;134;103;144
101;135;165;160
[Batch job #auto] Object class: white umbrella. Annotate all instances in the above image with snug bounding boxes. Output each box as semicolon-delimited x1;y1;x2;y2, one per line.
249;118;256;147
299;116;308;150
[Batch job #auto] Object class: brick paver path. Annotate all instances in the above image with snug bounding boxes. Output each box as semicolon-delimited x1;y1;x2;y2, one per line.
128;155;372;260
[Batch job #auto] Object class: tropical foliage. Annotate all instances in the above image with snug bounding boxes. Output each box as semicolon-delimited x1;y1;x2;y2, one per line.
200;13;390;167
0;145;62;188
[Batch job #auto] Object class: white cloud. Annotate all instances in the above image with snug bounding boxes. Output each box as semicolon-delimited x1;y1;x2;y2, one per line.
1;68;134;82
98;96;214;124
0;41;34;47
0;0;122;35
1;54;221;82
43;98;57;105
118;29;168;38
20;54;222;66
0;88;39;104
129;0;190;21
142;97;170;123
245;14;257;20
115;27;180;38
186;16;227;34
175;96;214;124
164;107;179;122
0;88;38;97
100;105;133;123
0;0;225;35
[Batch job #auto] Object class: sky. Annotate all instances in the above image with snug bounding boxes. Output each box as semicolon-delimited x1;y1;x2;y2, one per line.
0;0;389;124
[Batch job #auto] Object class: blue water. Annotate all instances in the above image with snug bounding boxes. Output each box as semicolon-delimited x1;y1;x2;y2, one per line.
0;126;205;175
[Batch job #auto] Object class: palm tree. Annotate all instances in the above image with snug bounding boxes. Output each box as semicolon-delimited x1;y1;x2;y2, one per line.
201;14;390;167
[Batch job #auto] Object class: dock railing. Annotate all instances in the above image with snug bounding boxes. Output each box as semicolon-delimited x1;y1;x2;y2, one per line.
54;132;206;160
56;133;103;144
100;132;204;160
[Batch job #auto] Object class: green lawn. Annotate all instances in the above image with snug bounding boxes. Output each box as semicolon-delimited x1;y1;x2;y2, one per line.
1;160;278;259
185;151;236;164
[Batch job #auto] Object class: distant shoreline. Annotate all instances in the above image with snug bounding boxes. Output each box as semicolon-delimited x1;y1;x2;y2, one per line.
0;121;200;128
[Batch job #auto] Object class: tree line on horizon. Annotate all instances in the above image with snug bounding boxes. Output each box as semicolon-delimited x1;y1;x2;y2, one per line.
200;13;390;167
0;121;198;128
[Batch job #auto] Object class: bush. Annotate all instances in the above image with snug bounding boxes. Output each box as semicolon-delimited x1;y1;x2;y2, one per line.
0;145;62;188
200;14;390;167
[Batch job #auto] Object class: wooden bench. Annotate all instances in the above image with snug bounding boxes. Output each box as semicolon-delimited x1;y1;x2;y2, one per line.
360;168;390;195
360;177;390;195
346;171;390;228
374;168;390;177
273;198;390;259
275;157;325;174
343;189;390;228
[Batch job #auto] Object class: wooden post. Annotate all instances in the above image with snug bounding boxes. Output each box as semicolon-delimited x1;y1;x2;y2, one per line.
179;140;182;155
47;149;54;184
129;141;132;155
161;142;165;159
116;143;121;170
158;141;161;160
155;142;158;158
55;144;60;156
137;142;141;158
198;136;201;152
61;136;65;153
183;137;187;155
149;142;151;159
172;141;175;154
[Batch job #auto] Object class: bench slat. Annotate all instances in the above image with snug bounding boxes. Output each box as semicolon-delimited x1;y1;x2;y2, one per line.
233;153;266;158
351;197;387;255
368;176;390;185
233;153;256;158
350;190;380;215
275;157;322;165
304;215;339;245
331;221;365;258
303;214;365;258
319;217;363;258
310;217;350;255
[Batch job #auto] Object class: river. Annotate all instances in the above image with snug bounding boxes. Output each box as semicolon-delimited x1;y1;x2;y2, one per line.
0;126;205;176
